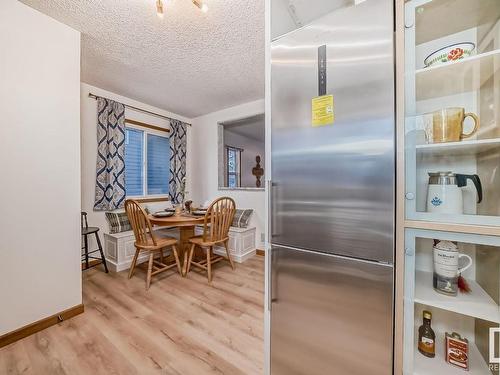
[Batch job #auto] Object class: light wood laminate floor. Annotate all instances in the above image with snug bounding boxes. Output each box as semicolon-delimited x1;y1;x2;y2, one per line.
0;256;264;375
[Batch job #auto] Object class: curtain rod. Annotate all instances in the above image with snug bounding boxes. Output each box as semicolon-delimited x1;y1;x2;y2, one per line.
88;93;191;126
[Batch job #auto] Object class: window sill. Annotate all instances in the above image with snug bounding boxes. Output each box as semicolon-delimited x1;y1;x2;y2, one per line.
126;195;170;203
218;187;265;192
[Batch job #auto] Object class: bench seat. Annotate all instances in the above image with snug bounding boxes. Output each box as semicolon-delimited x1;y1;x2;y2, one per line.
104;227;177;272
104;226;256;272
194;226;256;264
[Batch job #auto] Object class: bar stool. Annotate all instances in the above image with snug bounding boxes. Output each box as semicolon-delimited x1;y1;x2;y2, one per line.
81;212;109;273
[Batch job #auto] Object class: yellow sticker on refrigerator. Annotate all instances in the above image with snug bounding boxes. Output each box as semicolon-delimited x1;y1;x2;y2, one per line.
312;95;334;127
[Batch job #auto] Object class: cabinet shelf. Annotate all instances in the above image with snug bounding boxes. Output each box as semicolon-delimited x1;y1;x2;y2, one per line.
416;138;500;157
413;327;491;375
414;0;500;45
415;270;500;324
415;49;500;101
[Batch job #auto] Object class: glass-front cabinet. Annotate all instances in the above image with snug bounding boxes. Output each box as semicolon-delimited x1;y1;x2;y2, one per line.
403;0;500;374
405;0;500;226
404;229;500;374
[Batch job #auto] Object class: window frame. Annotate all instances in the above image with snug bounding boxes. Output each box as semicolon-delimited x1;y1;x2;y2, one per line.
226;145;242;188
125;123;170;199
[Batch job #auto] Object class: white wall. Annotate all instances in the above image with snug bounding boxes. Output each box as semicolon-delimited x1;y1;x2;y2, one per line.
0;0;81;334
80;83;193;239
191;100;266;248
224;129;265;187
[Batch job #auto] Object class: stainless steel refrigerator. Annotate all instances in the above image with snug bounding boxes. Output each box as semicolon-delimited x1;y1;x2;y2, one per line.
269;0;395;374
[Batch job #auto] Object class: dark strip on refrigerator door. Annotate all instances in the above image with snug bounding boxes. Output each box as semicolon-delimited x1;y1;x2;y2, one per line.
318;45;327;96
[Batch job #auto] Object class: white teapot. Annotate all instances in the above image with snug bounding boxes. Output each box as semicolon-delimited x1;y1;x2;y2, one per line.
426;172;482;214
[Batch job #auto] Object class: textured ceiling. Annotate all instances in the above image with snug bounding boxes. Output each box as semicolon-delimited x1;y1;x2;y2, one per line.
21;0;265;118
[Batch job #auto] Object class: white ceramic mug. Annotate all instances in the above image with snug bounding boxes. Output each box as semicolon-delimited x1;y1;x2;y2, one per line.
433;240;472;296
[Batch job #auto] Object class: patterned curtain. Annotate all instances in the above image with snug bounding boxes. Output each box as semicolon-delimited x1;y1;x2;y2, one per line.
93;97;126;211
169;120;188;204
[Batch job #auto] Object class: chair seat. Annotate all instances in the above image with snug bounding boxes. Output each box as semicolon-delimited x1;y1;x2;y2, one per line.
135;236;177;250
189;235;228;247
82;226;100;235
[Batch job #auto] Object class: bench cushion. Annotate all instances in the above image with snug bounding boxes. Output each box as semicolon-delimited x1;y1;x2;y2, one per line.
232;209;253;228
105;211;131;233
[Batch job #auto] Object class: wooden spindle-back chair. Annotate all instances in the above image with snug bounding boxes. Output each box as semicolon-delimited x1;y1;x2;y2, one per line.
125;199;182;290
184;197;236;283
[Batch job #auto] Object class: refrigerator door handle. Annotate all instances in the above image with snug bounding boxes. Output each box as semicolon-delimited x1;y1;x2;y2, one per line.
268;250;272;312
269;246;278;312
269;180;280;239
267;179;272;312
267;179;272;241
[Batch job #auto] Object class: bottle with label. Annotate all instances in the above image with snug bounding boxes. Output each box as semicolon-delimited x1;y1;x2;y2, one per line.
418;310;436;358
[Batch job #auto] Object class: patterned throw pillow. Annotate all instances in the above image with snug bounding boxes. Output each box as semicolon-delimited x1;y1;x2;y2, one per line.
105;211;132;234
231;209;253;228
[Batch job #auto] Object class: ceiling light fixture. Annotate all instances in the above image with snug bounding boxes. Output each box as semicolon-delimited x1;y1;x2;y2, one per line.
156;0;164;18
192;0;209;13
155;0;208;18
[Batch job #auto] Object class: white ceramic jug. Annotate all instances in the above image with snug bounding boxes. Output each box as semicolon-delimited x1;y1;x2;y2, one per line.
426;172;482;214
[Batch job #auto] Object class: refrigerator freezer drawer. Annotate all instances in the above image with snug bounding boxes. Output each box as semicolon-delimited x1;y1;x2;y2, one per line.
270;246;393;375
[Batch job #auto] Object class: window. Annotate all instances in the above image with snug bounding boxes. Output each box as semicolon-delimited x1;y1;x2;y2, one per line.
218;114;265;189
226;146;241;188
125;126;170;197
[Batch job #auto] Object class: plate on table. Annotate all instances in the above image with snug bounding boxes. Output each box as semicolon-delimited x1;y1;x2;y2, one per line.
164;208;176;213
153;211;174;218
192;210;207;216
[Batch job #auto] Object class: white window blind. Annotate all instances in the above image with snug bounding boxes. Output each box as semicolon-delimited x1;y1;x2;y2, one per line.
226;146;241;188
124;127;170;197
125;128;144;196
147;134;170;195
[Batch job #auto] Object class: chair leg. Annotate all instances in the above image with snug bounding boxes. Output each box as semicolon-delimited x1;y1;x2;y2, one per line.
146;252;154;290
206;246;212;283
160;248;165;265
185;243;196;275
83;234;89;269
129;248;140;279
172;245;182;275
95;232;109;273
182;245;189;276
157;249;164;265
224;240;235;270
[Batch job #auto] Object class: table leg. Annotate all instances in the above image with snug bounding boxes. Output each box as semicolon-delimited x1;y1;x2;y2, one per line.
179;226;195;275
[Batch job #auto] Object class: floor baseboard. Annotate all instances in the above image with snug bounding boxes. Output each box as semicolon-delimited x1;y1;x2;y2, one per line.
81;259;101;270
0;304;84;348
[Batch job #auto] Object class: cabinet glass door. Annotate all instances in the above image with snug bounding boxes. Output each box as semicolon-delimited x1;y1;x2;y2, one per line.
404;0;500;225
404;229;500;374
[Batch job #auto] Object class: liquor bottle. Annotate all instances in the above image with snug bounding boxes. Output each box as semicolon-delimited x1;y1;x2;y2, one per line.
418;310;435;358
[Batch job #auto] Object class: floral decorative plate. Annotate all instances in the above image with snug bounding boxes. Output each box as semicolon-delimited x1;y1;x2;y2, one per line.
153;211;174;218
424;42;475;67
192;210;207;216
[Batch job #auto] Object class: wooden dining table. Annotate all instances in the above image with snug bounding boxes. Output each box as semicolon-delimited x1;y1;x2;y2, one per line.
148;212;206;269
